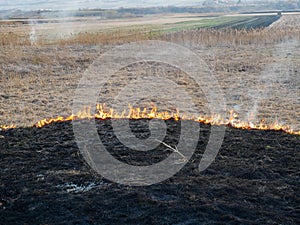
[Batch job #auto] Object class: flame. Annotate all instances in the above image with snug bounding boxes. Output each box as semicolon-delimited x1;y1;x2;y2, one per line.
1;104;299;135
32;104;300;135
0;125;16;130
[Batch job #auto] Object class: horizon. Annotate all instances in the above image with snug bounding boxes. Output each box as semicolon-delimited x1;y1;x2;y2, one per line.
0;0;266;11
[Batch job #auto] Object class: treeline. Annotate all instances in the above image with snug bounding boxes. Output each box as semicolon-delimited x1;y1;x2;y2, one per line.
116;6;228;14
76;3;300;17
2;2;300;21
74;6;230;19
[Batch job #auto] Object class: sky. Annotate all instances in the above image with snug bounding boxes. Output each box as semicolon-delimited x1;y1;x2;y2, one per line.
0;0;203;10
0;0;263;11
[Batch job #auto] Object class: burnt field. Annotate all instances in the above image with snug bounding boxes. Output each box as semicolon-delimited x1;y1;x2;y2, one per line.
0;119;299;224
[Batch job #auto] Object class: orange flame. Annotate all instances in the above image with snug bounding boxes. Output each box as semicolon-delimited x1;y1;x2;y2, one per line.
1;104;299;135
33;104;299;135
0;125;16;130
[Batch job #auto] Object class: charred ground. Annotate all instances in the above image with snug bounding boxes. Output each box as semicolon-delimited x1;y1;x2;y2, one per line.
0;119;299;224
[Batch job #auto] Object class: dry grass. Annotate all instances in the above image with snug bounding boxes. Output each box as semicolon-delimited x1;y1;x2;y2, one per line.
58;29;154;46
1;26;299;48
0;32;31;46
0;15;299;131
160;27;300;47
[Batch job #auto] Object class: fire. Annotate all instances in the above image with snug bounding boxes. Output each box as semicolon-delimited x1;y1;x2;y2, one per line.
34;105;182;128
0;125;16;130
1;104;299;135
34;104;299;135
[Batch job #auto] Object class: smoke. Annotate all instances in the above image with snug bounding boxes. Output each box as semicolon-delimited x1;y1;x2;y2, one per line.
55;11;75;40
246;39;299;124
29;19;38;45
28;2;82;42
53;2;83;40
26;2;80;43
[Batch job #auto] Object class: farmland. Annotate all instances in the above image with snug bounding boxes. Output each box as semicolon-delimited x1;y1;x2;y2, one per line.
0;14;282;45
163;15;280;31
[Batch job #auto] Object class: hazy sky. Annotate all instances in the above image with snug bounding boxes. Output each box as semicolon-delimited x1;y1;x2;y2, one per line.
0;0;269;11
0;0;206;10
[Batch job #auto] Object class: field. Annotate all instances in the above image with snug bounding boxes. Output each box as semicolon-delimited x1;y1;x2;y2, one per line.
1;13;299;130
0;14;281;45
0;12;300;224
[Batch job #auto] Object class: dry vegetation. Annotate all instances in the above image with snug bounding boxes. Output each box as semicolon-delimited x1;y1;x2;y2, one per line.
0;14;299;131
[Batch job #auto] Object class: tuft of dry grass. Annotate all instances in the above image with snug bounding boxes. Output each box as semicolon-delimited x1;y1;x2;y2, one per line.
0;32;31;46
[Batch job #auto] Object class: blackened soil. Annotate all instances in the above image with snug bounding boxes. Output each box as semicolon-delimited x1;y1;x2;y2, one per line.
0;119;299;225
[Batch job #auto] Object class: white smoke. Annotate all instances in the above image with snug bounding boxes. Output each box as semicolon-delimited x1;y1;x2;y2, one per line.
247;39;299;123
29;19;38;45
54;3;82;40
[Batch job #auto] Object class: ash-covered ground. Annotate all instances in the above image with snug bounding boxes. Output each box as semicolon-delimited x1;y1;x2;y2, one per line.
0;119;299;224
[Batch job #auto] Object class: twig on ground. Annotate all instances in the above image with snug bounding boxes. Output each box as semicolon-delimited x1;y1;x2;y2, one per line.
155;139;187;163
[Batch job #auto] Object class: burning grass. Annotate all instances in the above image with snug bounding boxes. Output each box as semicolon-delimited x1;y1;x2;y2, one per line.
1;104;298;136
34;105;300;135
